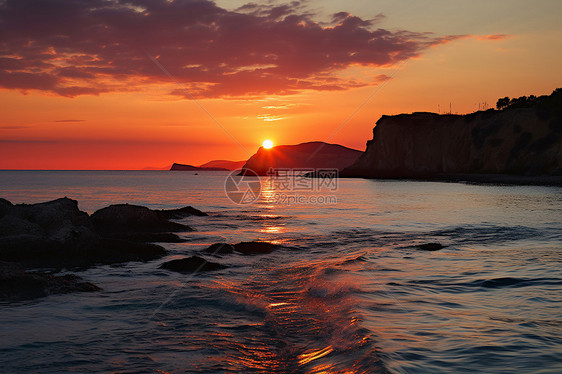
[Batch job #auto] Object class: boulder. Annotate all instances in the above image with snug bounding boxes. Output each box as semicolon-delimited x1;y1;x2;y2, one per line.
233;241;282;255
0;198;169;269
91;204;191;234
0;261;100;301
202;243;236;254
417;243;446;251
0;198;210;270
159;256;227;273
156;206;208;219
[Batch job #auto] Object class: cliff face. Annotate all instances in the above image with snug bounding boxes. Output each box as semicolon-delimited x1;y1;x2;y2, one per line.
241;141;362;175
343;92;562;178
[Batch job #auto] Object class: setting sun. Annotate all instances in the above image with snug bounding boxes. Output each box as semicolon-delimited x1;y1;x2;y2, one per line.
263;139;274;149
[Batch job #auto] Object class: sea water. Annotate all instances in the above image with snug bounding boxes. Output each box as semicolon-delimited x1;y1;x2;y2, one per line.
0;170;561;373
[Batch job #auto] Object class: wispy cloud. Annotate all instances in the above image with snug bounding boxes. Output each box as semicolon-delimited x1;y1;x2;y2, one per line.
0;125;32;130
257;114;286;122
53;119;86;123
476;34;511;41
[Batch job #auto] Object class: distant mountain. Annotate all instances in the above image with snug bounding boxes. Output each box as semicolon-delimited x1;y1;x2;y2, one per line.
199;160;246;170
170;163;228;171
343;88;562;182
240;141;362;175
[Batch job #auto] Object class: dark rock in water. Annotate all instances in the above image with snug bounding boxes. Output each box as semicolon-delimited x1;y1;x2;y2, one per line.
156;206;208;219
159;256;227;273
233;241;282;255
417;243;446;251
0;198;168;269
0;198;210;270
0;198;101;267
202;243;236;254
0;261;100;301
109;232;185;243
95;238;166;265
91;204;192;234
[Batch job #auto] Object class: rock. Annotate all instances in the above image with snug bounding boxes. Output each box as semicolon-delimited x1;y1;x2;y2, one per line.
110;232;185;243
417;243;446;251
159;256;227;273
202;243;236;254
0;198;14;218
233;241;282;255
16;197;92;232
0;198;211;270
156;206;208;219
0;215;45;237
94;238;167;266
0;198;169;269
200;241;283;255
0;261;100;301
91;204;192;234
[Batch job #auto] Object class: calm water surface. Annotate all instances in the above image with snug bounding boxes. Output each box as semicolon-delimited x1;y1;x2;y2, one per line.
0;170;561;373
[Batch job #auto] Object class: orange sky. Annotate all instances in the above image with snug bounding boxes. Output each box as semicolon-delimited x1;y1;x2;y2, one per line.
0;0;560;169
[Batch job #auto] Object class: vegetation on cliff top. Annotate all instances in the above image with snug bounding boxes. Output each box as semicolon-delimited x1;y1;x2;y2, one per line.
496;88;561;110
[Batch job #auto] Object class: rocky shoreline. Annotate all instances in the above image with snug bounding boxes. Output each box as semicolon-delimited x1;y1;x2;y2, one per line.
0;197;206;301
0;198;295;302
0;197;449;302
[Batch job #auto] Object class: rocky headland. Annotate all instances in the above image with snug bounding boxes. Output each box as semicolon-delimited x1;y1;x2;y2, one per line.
343;89;562;184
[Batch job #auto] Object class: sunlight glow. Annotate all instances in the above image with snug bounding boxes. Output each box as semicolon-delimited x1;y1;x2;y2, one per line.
263;139;274;149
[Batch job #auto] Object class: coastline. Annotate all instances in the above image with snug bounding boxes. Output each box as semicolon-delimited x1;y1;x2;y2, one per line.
341;173;562;187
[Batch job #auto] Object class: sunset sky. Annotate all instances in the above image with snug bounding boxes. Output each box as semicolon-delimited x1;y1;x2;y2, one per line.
1;0;560;170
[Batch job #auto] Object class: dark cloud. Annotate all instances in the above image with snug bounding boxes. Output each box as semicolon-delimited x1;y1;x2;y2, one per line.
0;0;465;98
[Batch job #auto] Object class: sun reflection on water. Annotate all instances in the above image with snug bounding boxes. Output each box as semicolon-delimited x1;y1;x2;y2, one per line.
194;257;384;373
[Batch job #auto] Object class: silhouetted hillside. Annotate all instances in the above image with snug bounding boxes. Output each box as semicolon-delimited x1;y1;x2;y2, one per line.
241;142;362;175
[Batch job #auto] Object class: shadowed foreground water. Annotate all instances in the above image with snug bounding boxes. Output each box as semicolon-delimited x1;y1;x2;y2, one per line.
0;171;561;373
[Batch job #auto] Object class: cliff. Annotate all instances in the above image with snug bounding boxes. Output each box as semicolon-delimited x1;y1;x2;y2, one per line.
343;89;562;180
241;141;362;175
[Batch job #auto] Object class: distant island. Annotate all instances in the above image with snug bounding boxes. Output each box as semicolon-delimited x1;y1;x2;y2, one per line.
240;141;362;176
343;88;562;184
170;160;246;171
170;163;229;171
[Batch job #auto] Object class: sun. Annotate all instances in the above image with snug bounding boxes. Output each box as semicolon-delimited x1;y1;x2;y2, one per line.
262;139;274;149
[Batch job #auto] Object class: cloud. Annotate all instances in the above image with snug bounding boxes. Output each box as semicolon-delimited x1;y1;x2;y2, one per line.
0;0;466;98
53;119;86;123
476;34;511;41
0;125;32;130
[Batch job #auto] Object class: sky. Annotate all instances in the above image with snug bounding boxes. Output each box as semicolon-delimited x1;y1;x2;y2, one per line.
0;0;561;170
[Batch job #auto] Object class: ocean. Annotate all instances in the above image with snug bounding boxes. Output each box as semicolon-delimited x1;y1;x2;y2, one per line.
0;170;561;373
